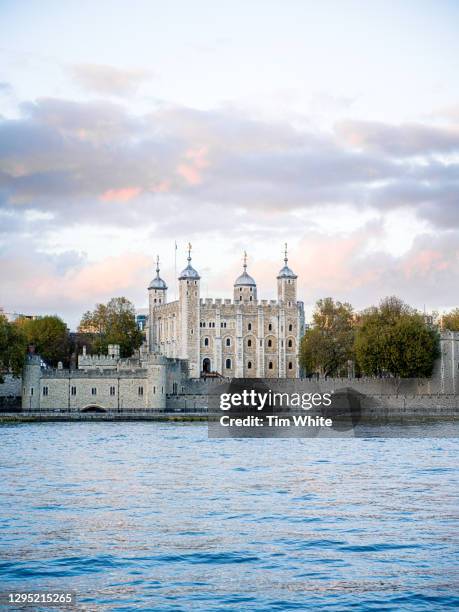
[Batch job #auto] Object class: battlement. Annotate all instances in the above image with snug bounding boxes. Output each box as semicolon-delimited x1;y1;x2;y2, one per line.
78;344;120;370
199;298;282;308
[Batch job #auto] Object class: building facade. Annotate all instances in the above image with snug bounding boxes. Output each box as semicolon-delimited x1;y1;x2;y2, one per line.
147;245;305;379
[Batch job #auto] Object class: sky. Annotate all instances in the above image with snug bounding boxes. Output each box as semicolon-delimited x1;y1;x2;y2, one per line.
0;0;459;329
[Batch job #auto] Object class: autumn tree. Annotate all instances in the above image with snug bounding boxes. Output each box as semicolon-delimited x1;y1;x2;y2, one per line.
299;297;355;377
0;314;27;382
78;297;143;358
441;308;459;332
354;296;439;378
15;315;71;367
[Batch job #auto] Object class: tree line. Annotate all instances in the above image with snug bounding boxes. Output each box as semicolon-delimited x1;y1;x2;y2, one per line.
1;296;459;383
0;297;143;383
299;296;450;378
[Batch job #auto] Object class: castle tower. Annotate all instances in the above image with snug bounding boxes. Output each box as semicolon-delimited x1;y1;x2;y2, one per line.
178;243;201;378
233;251;257;303
277;243;297;305
148;256;168;351
22;351;42;411
277;244;299;378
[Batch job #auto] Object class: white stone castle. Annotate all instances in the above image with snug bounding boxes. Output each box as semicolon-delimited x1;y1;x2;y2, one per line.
147;244;305;379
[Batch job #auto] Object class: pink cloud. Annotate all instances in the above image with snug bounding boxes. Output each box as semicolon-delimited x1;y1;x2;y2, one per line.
100;187;141;202
177;146;209;185
402;249;450;278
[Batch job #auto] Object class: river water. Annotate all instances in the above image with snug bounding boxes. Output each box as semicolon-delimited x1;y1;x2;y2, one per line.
0;422;458;611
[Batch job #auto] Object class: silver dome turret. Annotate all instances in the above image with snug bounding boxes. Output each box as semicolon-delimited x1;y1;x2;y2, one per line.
179;243;200;280
234;251;256;287
149;256;168;290
277;243;297;279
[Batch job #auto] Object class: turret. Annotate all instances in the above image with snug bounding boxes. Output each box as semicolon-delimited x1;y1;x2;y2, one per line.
148;256;167;351
178;243;201;377
234;251;257;303
22;348;41;411
277;243;297;306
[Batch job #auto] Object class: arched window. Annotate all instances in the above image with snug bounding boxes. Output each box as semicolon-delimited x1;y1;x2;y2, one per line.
288;324;293;331
268;361;273;370
204;337;209;347
268;339;272;348
225;358;231;369
268;323;272;331
226;338;231;347
247;361;252;369
247;339;252;347
288;339;293;348
288;362;293;370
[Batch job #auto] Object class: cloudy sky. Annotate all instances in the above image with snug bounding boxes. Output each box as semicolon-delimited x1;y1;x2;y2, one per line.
1;0;459;328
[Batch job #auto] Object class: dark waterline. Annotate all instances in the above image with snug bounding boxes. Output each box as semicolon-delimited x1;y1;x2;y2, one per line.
0;422;458;611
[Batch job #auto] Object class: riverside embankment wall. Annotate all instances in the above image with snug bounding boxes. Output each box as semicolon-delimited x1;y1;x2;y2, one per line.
166;377;459;417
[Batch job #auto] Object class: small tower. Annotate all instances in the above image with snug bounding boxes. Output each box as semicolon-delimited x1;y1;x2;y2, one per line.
233;251;257;303
178;243;201;378
277;243;297;305
148;256;168;351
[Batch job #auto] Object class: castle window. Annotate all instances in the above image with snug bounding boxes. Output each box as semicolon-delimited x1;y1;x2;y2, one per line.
154;298;157;303
91;387;97;396
110;386;115;396
161;386;164;394
240;296;242;301
250;297;252;301
240;287;242;292
248;323;252;331
138;386;144;396
268;361;273;370
289;324;293;332
225;358;231;369
288;339;293;348
247;361;252;369
204;337;209;347
71;386;76;396
30;388;33;396
268;323;272;331
153;386;156;394
43;386;48;396
288;362;293;370
226;338;231;347
247;339;252;347
268;339;272;348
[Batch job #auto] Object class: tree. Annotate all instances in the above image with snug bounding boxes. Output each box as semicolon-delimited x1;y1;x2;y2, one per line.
78;297;143;358
299;297;355;377
0;314;27;382
442;308;459;332
15;315;71;367
355;296;439;378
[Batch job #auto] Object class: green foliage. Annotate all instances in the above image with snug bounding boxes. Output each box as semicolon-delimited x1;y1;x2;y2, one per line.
442;308;459;332
0;314;27;382
299;297;355;377
15;315;71;367
78;297;143;358
354;296;439;378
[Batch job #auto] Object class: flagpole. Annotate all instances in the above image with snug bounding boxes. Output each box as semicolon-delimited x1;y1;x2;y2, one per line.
174;241;177;301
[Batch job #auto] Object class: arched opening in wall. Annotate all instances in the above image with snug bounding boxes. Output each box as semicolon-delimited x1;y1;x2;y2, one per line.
81;405;107;413
202;358;211;374
204;337;209;347
225;358;232;369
